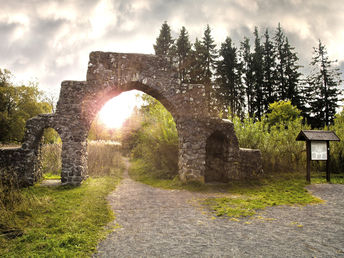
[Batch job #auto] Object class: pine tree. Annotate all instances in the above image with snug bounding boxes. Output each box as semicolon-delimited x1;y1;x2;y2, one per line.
176;26;192;83
306;40;343;127
216;37;245;118
262;29;277;111
239;37;255;117
153;21;174;58
252;27;264;120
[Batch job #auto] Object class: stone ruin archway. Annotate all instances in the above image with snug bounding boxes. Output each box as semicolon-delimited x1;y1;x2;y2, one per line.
0;51;262;186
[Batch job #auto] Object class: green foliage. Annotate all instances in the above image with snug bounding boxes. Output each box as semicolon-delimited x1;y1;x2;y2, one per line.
0;69;52;143
0;176;121;257
128;95;178;179
204;174;322;218
265;100;301;128
329;109;344;173
234;101;308;173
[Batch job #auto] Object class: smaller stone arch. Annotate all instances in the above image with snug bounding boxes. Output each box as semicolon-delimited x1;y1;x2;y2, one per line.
205;131;230;183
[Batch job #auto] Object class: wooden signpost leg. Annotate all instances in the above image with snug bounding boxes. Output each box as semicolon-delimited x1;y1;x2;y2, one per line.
306;141;311;183
326;141;330;183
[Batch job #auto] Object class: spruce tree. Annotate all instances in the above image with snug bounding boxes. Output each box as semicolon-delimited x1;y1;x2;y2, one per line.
188;38;205;84
176;26;192;83
252;27;264;120
262;29;277;111
216;37;245;118
201;25;217;109
239;37;255;117
274;23;287;100
153;21;174;58
283;37;302;108
306;40;342;127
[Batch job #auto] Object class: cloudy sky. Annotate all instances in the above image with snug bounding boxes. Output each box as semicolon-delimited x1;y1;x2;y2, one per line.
1;0;344;99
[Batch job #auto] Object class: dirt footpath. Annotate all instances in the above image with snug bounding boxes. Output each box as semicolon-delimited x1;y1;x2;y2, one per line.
95;163;344;257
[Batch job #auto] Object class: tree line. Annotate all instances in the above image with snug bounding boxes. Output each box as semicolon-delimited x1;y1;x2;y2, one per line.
153;22;343;128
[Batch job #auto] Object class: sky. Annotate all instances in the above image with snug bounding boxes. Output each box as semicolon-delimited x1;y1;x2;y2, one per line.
1;0;344;100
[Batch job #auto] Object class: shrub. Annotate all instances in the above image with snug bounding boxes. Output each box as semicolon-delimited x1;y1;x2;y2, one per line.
129;96;178;179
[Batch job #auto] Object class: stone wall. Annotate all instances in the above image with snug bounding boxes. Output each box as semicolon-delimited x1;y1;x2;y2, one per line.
0;51;263;186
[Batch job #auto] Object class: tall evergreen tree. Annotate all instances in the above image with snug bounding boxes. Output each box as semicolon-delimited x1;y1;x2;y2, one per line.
274;23;287;100
306;40;342;127
239;37;255;117
201;25;217;109
216;37;245;118
176;26;192;83
252;27;264;120
262;29;277;111
188;38;205;84
153;21;174;58
283;37;302;108
201;25;217;85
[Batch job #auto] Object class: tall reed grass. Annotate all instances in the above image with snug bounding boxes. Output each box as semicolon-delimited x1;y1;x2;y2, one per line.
40;140;123;178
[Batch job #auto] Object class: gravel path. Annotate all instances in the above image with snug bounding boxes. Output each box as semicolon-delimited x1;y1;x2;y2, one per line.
95;161;344;257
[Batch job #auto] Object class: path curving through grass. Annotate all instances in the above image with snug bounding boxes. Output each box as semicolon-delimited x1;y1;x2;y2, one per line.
95;160;344;257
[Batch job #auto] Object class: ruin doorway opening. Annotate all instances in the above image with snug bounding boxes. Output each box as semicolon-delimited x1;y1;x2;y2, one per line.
205;131;229;183
40;128;62;180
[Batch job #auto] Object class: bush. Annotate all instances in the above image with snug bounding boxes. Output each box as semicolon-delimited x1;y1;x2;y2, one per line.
128;95;178;179
233;101;310;173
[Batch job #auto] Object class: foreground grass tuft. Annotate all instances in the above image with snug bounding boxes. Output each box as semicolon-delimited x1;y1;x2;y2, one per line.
0;176;121;257
203;174;323;218
130;159;324;218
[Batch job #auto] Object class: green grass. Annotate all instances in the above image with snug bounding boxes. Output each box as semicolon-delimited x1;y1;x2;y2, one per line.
311;172;344;184
43;172;61;180
129;159;325;218
204;174;323;218
0;176;121;257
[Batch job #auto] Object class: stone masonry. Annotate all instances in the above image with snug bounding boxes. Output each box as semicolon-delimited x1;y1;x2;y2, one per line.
0;52;262;186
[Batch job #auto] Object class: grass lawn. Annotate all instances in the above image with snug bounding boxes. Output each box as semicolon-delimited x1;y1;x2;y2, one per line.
129;159;333;218
0;176;121;257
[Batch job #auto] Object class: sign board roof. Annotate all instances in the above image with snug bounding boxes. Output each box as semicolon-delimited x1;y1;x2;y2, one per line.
296;130;340;142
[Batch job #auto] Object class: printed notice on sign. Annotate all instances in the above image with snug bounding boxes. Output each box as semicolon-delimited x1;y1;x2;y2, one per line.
311;141;327;160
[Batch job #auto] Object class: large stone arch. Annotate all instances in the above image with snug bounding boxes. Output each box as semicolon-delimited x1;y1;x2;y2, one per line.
0;51;262;186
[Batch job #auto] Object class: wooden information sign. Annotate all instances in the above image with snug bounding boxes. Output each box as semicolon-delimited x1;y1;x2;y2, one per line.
296;130;340;183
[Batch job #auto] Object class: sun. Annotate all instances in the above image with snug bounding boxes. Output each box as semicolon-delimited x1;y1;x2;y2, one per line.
98;90;141;129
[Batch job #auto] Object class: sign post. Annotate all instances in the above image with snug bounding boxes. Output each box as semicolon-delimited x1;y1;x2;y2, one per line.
296;130;340;183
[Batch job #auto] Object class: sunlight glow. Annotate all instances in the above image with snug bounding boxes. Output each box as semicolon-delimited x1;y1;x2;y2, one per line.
98;90;141;129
